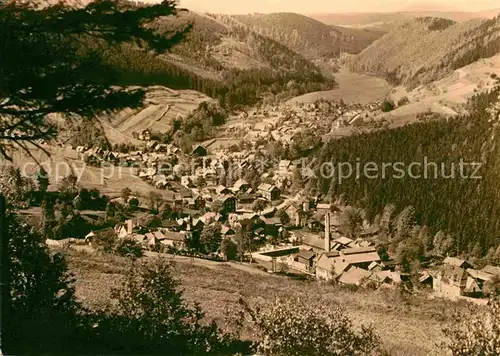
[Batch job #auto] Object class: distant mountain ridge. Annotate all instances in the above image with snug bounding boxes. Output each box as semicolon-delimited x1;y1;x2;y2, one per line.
232;12;385;60
91;9;334;107
310;9;500;27
345;15;500;88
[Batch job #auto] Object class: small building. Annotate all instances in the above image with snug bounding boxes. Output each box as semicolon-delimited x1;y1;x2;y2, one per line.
316;252;340;281
218;195;237;214
192;145;207;157
433;264;468;299
285;203;304;227
233;179;250;193
481;265;500;276
238;193;257;204
316;203;332;213
338;267;373;286
159;231;186;249
296;249;316;272
186;195;206;210
258;183;281;201
465;268;494;295
138;129;152;141
443;257;472;269
216;185;232;196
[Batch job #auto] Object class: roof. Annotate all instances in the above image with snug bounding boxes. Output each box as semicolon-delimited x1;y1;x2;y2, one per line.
161;219;178;228
325;251;340;257
261;217;281;226
338;267;373;286
238;193;256;201
221;226;234;235
279;160;291;169
258;183;278;192
443;257;468;268
373;270;402;284
439;265;467;286
298;249;315;260
419;271;433;283
216;185;230;195
293;231;324;250
335;236;354;246
341;252;381;265
341;246;377;255
316;254;335;271
219;195;236;203
233;179;249;189
153;231;166;240
481;265;500;276
162;231;185;242
316;203;332;210
467;268;494;281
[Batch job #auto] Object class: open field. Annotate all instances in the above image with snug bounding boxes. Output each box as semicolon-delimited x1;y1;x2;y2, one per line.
61;248;471;356
287;69;391;105
3;145;174;201
100;86;212;145
375;53;500;126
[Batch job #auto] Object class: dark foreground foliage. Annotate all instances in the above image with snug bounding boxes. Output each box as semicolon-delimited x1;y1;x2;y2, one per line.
2;213;248;355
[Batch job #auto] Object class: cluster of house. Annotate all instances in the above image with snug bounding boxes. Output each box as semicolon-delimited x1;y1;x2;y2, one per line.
430;257;500;300
74;140;180;168
226;100;384;145
90;199;289;252
252;210;500;300
252;211;404;289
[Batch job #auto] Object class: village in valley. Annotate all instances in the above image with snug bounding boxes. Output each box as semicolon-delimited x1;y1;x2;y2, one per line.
7;1;500;354
35;97;499;305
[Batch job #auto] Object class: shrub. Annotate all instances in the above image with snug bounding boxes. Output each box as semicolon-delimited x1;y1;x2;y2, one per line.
381;99;395;112
93;229;118;253
4;212;81;354
442;299;500;355
397;96;410;106
240;297;380;356
93;259;245;355
114;238;143;259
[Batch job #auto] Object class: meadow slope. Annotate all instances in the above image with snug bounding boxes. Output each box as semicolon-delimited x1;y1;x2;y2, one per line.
62;248;473;356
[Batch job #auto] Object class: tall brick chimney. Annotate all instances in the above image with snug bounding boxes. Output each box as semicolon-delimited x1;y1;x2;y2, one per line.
324;212;331;252
126;219;133;235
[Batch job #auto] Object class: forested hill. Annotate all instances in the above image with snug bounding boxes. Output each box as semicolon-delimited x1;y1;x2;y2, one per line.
87;10;334;107
231;12;385;60
306;83;500;259
346;15;500;89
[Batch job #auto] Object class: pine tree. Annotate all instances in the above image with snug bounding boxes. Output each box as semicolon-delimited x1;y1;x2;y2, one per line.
0;0;190;158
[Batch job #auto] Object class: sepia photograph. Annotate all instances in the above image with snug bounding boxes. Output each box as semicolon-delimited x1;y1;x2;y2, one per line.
1;0;500;354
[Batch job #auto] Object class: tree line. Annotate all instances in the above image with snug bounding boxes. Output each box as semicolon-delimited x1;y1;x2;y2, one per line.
309;87;500;259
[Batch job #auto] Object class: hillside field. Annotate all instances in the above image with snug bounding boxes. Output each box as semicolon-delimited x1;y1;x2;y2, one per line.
287;69;390;105
61;248;473;356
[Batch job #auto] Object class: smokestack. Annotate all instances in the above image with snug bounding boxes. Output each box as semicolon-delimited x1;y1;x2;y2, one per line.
325;212;331;252
127;219;133;235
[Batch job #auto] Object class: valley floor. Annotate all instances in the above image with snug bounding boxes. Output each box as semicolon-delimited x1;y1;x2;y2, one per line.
287;69;391;105
62;248;468;356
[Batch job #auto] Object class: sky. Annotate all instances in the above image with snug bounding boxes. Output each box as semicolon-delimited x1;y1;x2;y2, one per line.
174;0;500;15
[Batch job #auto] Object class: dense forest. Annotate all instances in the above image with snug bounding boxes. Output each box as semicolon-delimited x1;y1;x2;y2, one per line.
309;86;500;257
347;15;500;88
84;10;334;108
232;12;385;60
